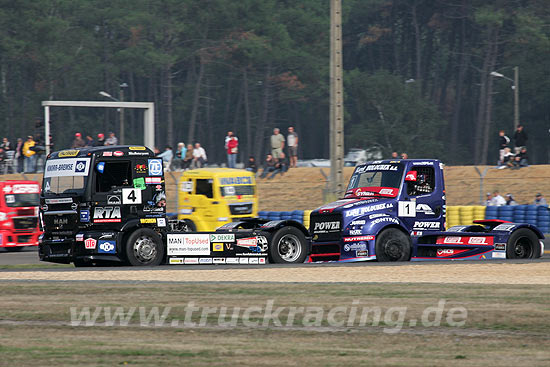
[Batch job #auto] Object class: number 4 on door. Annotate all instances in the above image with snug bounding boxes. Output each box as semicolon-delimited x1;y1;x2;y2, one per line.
122;188;142;204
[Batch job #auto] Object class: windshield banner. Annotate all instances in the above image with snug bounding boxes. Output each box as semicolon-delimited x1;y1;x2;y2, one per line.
44;158;91;178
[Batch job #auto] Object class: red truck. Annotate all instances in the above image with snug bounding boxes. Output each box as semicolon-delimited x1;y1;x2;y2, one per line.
0;180;41;251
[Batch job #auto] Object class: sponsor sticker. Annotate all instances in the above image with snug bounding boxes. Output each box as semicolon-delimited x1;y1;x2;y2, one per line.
213;258;226;264
167;234;210;256
312;221;341;233
356;250;369;257
239;258;249;264
199;258;213;264
107;195;121;205
129;146;146;151
226;258;239;264
436;249;468;257
157;218;166;227
58;150;80;157
113;151;124;157
145;177;162;184
213;243;224;251
44;158;91;178
135;164;147;174
180;181;193;192
45;197;73;204
148;159;163;176
492;252;506;259
210;233;235;242
169;258;184;264
344;243;367;251
249;258;259;264
236;237;257;247
98;240;116;254
75;233;84;242
494;224;515;232
93;206;121;223
140;218;156;224
346;203;394;218
219;176;253;185
103;152;113;157
413;221;440;230
184;258;199;265
343;235;375;242
494;243;506;251
80;210;90;223
259;258;266;264
84;238;97;249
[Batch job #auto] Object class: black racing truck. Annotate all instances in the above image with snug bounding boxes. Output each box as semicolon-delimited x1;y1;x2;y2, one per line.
39;146;309;266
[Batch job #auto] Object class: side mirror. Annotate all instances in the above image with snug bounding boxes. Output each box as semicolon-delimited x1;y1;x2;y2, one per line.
405;171;417;182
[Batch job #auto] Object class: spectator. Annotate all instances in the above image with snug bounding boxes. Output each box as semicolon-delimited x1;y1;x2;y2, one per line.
22;135;36;173
498;130;510;164
15;138;24;173
490;190;506;206
225;131;239;168
485;192;493;206
192;143;207;168
401;152;408;159
268;152;289;179
534;193;547;206
287;126;299;168
0;147;6;173
498;147;515;169
0;137;11;151
105;132;118;146
182;144;194;169
517;147;529;167
96;133;105;146
270;128;285;159
246;156;258;173
391;152;399;159
172;142;186;170
32;134;46;173
513;125;528;154
85;135;94;147
157;146;174;171
72;133;86;148
47;134;54;152
505;193;517;206
260;154;276;178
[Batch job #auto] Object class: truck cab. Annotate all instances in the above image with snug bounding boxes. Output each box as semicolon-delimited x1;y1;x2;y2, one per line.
0;180;41;251
177;168;258;231
39;146;167;266
309;159;445;262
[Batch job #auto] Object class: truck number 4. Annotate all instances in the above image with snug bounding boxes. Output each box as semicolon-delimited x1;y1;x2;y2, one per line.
122;188;142;204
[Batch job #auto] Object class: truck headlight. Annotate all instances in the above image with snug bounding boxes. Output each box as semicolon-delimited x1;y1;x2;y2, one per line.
0;212;7;222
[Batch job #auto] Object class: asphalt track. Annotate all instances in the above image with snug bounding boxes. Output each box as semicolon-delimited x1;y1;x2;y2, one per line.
1;241;550;270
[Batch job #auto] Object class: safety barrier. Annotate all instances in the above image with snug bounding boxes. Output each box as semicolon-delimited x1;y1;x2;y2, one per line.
259;205;550;232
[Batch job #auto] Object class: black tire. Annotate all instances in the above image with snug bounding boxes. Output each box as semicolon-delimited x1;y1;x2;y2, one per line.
506;229;541;259
375;228;411;262
269;226;308;264
125;228;165;266
177;219;195;232
5;246;24;252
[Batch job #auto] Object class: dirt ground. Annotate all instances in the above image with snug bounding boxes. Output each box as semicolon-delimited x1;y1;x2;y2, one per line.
6;164;548;212
1;262;549;284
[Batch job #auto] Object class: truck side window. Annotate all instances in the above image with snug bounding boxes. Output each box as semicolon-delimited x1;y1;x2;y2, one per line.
195;179;213;198
406;167;435;196
96;161;132;192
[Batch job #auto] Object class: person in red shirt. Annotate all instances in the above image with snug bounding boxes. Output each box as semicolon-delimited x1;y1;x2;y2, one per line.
225;131;239;168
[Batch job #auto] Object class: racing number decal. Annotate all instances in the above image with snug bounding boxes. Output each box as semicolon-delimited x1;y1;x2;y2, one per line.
398;201;416;217
122;188;142;204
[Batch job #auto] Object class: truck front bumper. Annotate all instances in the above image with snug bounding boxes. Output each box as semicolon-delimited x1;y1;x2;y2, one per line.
0;230;40;249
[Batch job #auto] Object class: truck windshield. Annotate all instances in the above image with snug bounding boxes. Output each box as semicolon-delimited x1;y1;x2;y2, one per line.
346;163;404;198
4;193;40;207
220;185;255;197
42;158;91;195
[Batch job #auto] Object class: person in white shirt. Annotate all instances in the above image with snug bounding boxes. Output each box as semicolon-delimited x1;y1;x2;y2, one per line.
192;143;207;168
490;190;506;206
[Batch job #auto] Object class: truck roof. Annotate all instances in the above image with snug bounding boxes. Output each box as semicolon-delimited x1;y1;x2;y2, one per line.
182;168;255;179
48;145;154;159
357;159;441;166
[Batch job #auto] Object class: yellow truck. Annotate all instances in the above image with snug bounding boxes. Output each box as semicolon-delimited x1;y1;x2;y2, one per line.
177;168;258;231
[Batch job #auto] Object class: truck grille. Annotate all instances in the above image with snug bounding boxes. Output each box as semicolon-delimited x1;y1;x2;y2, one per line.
13;217;38;230
229;203;253;215
309;213;342;242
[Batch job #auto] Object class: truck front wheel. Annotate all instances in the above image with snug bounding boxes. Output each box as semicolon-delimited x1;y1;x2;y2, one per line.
269;226;308;264
375;228;411;262
125;228;165;266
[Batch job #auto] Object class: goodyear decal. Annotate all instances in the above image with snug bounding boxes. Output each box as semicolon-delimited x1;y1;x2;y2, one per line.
219;176;252;185
58;150;80;157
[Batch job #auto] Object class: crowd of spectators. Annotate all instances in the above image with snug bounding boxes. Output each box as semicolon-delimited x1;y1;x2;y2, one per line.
497;125;529;169
485;191;547;207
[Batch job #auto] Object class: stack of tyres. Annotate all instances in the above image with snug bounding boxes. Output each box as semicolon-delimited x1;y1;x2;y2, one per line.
303;210;312;229
498;206;514;222
473;205;486;223
258;211;269;220
459;206;475;225
485;206;498;220
512;205;527;223
525;205;538;226
446;206;460;228
537;206;550;233
291;210;304;224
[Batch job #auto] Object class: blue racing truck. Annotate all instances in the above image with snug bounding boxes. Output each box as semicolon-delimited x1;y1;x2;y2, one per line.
308;159;544;262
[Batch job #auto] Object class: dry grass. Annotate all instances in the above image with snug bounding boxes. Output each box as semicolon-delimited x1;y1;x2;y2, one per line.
0;281;550;366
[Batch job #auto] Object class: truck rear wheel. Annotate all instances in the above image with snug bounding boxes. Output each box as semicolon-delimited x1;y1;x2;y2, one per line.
269;226;308;264
125;228;165;266
506;229;541;259
375;228;411;262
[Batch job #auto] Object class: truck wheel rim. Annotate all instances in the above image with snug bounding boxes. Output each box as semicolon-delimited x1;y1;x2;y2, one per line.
514;237;533;258
278;234;301;262
385;240;404;260
133;236;157;263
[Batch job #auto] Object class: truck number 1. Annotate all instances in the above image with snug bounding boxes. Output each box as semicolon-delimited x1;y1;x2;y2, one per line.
398;201;416;217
